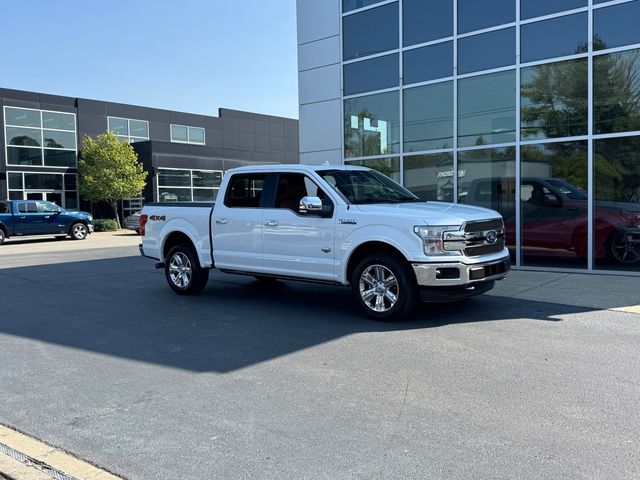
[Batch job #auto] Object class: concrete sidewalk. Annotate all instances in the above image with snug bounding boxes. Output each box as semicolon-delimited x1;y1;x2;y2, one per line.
489;269;640;312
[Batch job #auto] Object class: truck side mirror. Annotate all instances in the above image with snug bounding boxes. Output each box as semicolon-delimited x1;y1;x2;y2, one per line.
543;193;562;207
299;196;323;214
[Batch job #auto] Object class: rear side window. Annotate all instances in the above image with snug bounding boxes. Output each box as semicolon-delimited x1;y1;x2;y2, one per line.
18;202;38;213
0;202;8;214
224;174;266;208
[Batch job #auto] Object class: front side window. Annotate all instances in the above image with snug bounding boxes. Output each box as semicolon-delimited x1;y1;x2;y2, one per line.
274;173;330;211
37;201;63;213
225;174;266;208
318;169;418;205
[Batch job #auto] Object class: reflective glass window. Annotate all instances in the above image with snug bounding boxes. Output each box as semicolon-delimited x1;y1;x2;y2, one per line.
171;125;188;142
192;170;222;188
521;142;588;268
521;58;588;140
344;91;400;158
458;146;517;254
403;42;453;85
594;0;640;51
23;173;63;190
64;174;77;191
343;0;384;12
344;54;399;96
458;70;516;148
43;130;76;149
6;127;41;147
158;169;191;187
108;117;129;135
4;107;41;127
594;136;640;271
42;111;75;131
188;127;205;144
6;147;42;166
594;48;640;134
344;157;400;183
65;192;79;210
521;0;586;20
458;27;515;74
343;2;399;60
44;150;77;167
8;173;23;190
458;0;515;34
129;120;149;138
404;152;454;202
403;0;453;47
521;13;587;63
158;188;192;202
404;81;454;152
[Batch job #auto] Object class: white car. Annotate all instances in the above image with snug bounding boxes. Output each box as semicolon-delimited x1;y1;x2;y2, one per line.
139;164;510;320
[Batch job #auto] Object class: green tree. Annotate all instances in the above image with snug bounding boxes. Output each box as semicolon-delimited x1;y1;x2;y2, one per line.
79;132;147;228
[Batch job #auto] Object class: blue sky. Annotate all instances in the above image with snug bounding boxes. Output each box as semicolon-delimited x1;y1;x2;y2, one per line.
1;0;299;119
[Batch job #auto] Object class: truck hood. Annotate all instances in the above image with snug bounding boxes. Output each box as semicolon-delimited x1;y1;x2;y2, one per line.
355;201;502;225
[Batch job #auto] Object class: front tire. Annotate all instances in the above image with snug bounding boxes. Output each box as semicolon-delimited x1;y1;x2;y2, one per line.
70;222;88;240
165;245;209;295
0;229;5;245
351;253;418;321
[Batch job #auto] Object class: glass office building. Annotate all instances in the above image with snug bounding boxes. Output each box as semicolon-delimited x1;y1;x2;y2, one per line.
297;0;640;273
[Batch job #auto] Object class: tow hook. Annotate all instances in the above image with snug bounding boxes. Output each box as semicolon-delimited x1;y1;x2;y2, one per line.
465;284;476;291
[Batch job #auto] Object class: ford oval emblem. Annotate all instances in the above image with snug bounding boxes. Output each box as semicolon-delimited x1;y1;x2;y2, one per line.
485;231;498;244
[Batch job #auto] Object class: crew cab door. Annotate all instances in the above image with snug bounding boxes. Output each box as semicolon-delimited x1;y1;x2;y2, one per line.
212;173;266;271
261;173;336;281
12;201;41;235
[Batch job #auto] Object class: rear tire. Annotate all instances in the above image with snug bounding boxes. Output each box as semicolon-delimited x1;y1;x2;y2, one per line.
165;244;209;295
607;229;640;265
351;253;418;321
70;222;88;240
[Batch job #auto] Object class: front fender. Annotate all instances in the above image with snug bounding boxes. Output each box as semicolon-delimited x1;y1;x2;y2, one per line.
337;224;422;284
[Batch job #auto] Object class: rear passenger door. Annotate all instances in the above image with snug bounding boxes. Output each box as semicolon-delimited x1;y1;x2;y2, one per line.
212;173;268;272
12;201;40;235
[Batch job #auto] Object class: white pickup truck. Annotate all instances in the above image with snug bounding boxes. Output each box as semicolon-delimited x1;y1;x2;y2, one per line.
139;164;510;320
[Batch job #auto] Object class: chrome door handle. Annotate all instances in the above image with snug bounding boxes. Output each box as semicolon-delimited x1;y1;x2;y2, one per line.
19;216;26;219
215;218;228;225
265;220;279;228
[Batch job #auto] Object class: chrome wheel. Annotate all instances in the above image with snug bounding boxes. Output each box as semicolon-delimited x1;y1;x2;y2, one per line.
359;264;399;313
72;223;87;239
610;231;640;264
169;252;193;288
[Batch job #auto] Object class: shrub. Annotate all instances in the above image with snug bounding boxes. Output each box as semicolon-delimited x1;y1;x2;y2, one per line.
93;219;119;232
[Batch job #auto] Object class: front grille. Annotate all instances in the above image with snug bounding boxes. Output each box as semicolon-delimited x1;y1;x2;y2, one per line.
465;219;503;233
465;241;505;257
462;218;505;257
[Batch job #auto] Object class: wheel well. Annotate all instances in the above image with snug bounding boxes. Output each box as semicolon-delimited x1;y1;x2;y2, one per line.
163;231;195;259
346;241;409;283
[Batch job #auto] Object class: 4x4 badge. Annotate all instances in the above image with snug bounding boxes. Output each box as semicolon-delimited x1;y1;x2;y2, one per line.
339;219;357;225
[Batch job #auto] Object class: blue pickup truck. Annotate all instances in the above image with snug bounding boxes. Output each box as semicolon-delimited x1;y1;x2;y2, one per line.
0;200;94;245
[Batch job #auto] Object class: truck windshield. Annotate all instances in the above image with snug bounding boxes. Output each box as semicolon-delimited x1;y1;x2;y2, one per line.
318;169;420;205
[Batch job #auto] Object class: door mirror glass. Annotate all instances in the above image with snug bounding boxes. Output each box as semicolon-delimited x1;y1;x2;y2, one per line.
299;196;323;214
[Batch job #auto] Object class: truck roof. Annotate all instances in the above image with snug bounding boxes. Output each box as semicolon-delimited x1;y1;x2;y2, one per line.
225;163;370;174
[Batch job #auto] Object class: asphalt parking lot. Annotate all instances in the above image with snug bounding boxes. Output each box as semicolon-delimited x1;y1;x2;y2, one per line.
0;234;639;479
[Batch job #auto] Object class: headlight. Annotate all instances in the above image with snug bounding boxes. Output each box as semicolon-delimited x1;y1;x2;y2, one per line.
87;215;93;222
414;225;464;256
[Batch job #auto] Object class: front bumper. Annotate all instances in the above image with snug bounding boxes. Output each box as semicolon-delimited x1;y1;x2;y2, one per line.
88;224;94;233
412;256;511;287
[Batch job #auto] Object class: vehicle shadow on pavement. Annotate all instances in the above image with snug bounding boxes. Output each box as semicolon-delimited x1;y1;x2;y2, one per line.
0;256;589;373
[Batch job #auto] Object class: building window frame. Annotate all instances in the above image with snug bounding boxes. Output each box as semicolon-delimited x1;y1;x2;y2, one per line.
3;106;77;169
170;124;206;145
107;116;150;143
156;167;223;203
